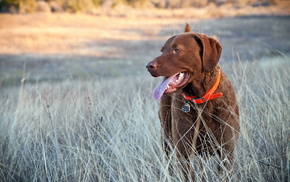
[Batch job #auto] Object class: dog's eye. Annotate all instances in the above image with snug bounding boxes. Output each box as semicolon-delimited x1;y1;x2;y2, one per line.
174;48;180;53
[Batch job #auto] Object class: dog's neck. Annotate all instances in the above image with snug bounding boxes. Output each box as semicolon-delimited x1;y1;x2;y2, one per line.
182;66;221;98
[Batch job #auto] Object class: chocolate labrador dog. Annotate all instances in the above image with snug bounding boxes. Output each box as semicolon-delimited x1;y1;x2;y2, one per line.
146;25;240;180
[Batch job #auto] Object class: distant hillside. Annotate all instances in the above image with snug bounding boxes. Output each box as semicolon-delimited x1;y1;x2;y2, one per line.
0;0;287;14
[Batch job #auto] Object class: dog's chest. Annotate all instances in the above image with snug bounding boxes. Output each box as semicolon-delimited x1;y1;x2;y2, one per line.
169;94;217;130
169;91;194;113
170;94;199;118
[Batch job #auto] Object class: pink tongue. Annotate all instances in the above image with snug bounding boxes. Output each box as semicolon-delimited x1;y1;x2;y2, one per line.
153;75;176;100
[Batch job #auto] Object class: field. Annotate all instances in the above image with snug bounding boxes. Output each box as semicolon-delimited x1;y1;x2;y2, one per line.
0;11;290;181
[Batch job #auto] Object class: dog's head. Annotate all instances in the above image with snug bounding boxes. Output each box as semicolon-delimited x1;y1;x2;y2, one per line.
146;32;222;100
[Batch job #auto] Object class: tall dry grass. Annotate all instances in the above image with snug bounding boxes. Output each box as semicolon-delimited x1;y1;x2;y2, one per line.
0;56;289;181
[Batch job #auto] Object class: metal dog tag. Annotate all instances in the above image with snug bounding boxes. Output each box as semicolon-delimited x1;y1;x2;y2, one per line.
182;103;190;113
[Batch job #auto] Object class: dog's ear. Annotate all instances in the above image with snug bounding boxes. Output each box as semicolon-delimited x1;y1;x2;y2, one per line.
194;33;222;72
185;23;191;32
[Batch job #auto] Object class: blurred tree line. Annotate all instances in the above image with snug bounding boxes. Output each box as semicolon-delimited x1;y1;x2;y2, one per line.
0;0;278;13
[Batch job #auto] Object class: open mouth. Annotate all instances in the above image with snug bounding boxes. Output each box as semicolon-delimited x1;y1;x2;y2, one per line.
153;71;190;100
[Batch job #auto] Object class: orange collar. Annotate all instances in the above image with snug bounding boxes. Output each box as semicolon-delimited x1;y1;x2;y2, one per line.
182;69;223;104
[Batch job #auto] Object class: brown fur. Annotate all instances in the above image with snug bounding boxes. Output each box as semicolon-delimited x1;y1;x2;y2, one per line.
146;27;240;180
185;23;191;32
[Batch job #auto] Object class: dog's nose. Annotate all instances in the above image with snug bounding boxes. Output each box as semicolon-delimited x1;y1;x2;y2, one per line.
146;61;157;71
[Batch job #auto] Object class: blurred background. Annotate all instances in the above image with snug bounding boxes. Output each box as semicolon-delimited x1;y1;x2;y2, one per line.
1;1;290;181
0;0;289;86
